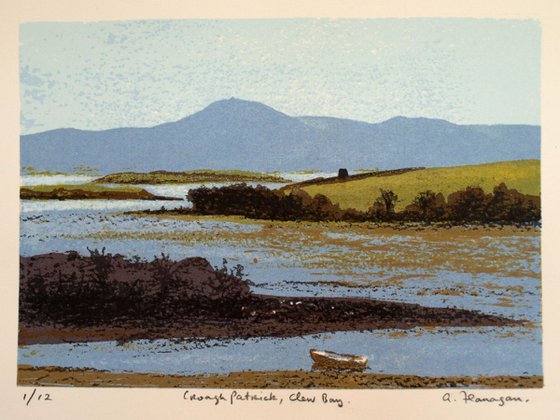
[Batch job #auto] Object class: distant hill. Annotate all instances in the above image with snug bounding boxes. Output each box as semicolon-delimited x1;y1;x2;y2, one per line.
20;98;540;173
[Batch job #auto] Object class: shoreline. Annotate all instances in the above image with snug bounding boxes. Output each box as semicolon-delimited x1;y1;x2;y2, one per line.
19;294;519;345
17;365;543;388
131;208;541;231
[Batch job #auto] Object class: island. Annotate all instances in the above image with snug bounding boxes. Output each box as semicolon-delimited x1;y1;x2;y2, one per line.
20;184;180;201
92;169;290;184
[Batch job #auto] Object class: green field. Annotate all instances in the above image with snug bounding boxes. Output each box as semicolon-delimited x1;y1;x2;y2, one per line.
285;160;540;212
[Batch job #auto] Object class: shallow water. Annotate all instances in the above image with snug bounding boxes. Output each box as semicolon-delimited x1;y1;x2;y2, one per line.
21;199;188;214
21;174;98;186
18;327;540;377
18;174;543;378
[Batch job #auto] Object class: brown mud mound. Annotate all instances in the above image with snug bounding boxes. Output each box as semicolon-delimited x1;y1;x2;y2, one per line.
19;293;518;344
19;252;518;345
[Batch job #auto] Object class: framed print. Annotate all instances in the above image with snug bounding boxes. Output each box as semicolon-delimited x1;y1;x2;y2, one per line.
3;1;560;418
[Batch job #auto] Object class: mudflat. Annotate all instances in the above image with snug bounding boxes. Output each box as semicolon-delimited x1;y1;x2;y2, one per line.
19;294;518;345
17;365;543;388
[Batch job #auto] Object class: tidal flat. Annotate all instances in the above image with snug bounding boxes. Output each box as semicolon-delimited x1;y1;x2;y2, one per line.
71;214;540;314
19;194;541;384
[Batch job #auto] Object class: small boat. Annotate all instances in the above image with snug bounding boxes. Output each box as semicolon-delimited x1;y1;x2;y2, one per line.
309;349;368;371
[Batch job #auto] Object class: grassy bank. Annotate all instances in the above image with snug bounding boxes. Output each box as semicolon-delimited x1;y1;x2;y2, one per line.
20;184;178;200
282;160;540;212
93;170;290;184
17;365;543;388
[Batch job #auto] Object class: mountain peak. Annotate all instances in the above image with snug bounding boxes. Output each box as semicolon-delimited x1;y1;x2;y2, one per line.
182;98;293;125
204;97;283;112
216;96;249;104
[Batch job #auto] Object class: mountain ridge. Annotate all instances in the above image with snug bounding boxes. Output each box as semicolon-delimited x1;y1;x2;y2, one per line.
21;98;540;173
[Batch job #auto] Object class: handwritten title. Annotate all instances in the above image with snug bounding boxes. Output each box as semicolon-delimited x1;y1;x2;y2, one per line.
183;390;346;408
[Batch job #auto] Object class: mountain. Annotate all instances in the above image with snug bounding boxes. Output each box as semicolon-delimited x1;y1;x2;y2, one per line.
20;98;540;173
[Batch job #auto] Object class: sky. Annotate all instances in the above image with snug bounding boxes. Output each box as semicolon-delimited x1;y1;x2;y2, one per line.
19;19;540;134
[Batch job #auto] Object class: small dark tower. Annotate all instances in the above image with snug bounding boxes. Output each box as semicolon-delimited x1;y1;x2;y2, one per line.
338;168;349;179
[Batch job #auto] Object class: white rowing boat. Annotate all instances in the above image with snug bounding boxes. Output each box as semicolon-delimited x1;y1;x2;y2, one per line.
309;349;368;371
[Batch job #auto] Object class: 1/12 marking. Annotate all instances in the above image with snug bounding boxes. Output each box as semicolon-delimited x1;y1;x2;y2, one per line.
23;388;53;406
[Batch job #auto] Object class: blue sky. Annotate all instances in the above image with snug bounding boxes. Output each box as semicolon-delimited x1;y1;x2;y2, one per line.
20;19;540;134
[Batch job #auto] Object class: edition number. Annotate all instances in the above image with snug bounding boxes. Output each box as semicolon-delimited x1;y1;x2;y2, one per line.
23;388;52;406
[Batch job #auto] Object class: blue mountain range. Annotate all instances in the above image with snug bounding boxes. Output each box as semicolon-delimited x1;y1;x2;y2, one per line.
20;98;540;173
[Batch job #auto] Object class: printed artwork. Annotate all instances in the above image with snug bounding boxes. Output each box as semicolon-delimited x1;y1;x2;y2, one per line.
18;19;541;389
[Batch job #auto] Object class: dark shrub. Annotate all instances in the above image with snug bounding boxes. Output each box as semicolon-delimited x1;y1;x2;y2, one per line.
188;183;296;220
446;184;540;223
486;183;541;223
188;184;352;222
369;189;399;221
447;186;491;222
19;251;252;325
404;190;447;221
